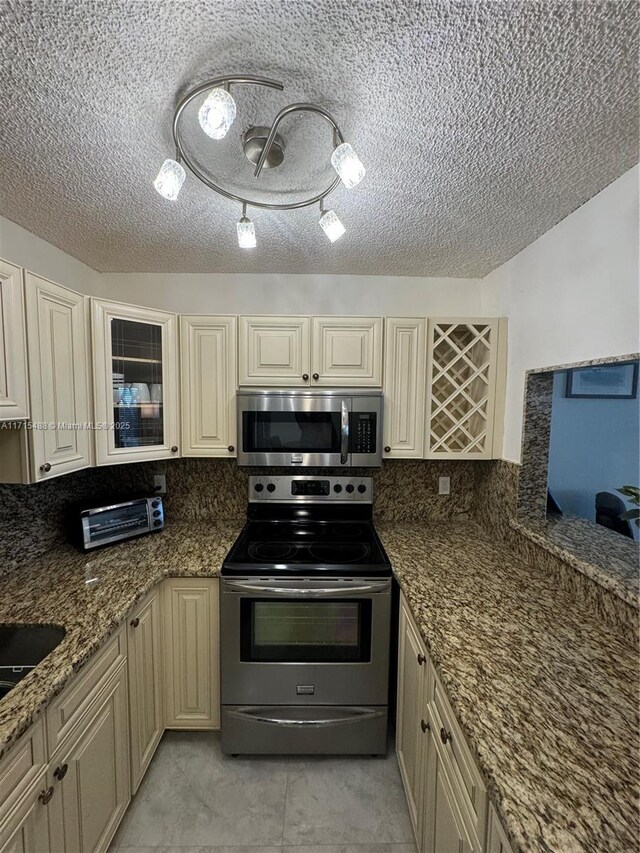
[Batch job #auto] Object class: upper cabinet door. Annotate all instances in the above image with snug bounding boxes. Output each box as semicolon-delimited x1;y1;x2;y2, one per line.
0;259;28;421
311;317;383;386
92;299;179;464
425;318;502;460
383;318;426;457
25;273;92;480
181;315;237;456
239;315;310;386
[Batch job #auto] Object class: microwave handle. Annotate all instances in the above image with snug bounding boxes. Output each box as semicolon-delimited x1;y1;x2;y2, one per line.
340;400;349;464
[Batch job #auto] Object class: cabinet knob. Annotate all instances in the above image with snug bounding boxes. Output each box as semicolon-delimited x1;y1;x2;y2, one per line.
38;786;54;805
53;763;68;781
417;653;426;666
302;374;309;381
40;462;52;473
130;617;140;628
440;727;452;745
384;446;391;454
421;719;430;733
228;445;235;452
312;373;319;381
170;446;178;453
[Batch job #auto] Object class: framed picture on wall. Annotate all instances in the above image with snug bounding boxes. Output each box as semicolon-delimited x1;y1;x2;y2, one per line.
565;362;638;399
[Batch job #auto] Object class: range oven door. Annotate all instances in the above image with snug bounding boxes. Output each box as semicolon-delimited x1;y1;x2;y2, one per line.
220;577;391;707
237;392;350;467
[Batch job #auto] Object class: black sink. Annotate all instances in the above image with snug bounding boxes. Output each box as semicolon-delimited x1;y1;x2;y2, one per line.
0;624;66;701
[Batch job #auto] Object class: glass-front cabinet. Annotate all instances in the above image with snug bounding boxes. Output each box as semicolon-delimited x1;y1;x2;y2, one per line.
92;299;179;464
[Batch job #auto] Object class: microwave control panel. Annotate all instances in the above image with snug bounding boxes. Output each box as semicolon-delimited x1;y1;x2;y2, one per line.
350;412;377;454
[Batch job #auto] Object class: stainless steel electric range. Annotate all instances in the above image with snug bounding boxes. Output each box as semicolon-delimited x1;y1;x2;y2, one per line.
220;475;392;756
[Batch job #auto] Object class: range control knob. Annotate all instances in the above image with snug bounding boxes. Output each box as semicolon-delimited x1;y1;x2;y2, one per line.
267;483;276;493
345;484;355;494
151;499;160;509
153;519;162;527
254;483;264;492
333;484;343;493
357;484;366;494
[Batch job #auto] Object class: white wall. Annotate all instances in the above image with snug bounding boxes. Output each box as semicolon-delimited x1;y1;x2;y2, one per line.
96;272;482;316
0;216;100;294
482;165;640;463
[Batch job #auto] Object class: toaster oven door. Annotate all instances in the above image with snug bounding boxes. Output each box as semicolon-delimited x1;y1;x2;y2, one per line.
81;499;152;549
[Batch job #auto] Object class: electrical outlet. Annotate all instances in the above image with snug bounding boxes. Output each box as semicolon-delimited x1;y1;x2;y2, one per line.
154;474;167;494
438;476;450;496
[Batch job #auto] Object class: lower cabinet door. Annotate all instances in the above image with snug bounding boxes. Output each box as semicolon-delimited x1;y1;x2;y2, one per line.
48;663;130;853
0;782;50;853
422;737;479;853
128;590;164;793
163;579;220;729
396;598;428;838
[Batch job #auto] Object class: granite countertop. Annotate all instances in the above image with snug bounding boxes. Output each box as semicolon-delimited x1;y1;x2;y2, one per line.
0;519;243;762
511;514;639;608
1;517;638;853
377;521;639;853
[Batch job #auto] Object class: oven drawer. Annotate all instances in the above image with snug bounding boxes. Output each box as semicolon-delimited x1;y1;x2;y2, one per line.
221;705;388;755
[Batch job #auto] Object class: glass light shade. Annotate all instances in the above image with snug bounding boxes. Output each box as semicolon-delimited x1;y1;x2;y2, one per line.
198;88;237;140
237;216;256;248
153;158;185;200
331;142;365;189
319;209;346;243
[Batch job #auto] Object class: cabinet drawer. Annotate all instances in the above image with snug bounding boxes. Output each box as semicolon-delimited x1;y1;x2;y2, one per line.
46;627;126;759
428;668;487;848
0;718;46;820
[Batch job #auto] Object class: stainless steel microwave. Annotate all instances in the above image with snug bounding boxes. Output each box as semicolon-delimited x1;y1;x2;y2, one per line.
236;390;383;467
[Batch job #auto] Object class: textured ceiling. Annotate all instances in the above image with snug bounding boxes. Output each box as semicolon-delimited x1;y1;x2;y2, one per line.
0;0;638;277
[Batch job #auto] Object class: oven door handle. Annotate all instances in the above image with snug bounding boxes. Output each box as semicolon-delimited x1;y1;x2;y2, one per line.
222;580;390;596
227;706;386;727
340;399;349;464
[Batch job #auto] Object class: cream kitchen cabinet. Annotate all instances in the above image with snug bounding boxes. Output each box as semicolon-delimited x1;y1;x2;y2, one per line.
383;318;426;457
163;578;220;729
311;316;383;386
238;315;310;386
25;273;92;481
396;595;430;836
0;718;49;853
425;318;506;460
0;258;28;422
396;593;488;853
127;590;164;793
92;299;179;465
238;315;383;387
0;784;51;853
180;315;237;456
47;661;130;853
487;805;514;853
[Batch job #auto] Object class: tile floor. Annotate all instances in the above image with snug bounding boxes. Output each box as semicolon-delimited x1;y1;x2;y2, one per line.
109;731;416;853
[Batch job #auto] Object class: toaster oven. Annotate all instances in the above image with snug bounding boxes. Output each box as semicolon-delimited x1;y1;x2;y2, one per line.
75;496;164;550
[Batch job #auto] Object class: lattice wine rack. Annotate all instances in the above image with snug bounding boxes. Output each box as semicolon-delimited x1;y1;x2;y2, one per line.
425;319;501;458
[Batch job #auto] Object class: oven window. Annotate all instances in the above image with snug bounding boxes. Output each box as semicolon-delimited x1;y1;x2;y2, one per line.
240;599;372;663
242;411;341;453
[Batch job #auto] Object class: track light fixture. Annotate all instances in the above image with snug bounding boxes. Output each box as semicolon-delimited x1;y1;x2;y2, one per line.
153;74;365;249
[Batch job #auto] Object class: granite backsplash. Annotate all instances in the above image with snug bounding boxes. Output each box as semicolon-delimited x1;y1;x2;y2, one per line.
0;458;478;573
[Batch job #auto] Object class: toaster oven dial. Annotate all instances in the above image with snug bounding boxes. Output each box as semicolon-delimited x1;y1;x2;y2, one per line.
153;510;162;518
153;519;162;527
151;500;160;508
345;484;354;493
267;483;276;493
254;482;264;492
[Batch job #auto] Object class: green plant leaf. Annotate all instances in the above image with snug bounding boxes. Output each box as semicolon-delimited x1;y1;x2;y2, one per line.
621;508;640;521
616;486;640;505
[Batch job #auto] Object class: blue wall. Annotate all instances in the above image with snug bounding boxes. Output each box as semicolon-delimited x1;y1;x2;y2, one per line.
548;366;639;539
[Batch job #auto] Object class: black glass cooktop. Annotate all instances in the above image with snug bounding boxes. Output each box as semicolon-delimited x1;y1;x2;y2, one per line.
223;514;391;577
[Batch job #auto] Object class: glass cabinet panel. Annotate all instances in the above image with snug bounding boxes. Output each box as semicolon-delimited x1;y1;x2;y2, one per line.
111;318;165;449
